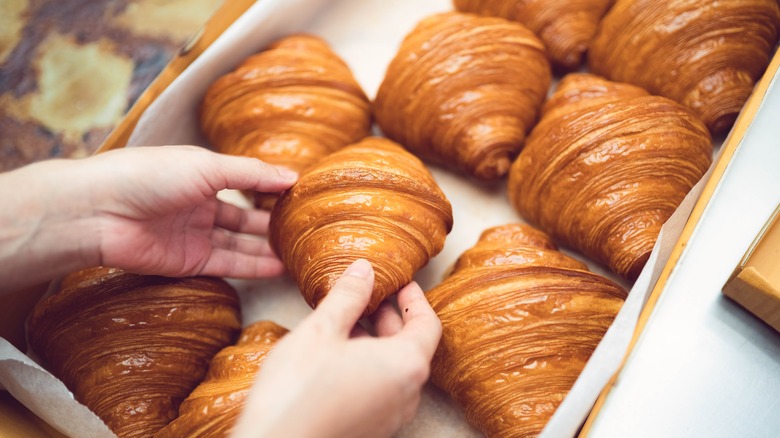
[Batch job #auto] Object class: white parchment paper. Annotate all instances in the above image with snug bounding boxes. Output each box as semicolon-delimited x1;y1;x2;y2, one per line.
0;0;720;436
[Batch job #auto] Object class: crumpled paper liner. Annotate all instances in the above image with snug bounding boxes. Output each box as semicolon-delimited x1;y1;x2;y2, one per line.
0;0;719;436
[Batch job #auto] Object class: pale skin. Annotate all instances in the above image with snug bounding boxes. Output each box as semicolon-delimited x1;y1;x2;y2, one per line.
0;146;441;437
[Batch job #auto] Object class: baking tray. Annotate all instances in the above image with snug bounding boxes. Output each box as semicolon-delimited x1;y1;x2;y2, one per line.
1;0;776;436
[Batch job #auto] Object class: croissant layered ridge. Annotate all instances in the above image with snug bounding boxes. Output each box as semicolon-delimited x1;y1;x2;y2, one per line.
428;224;626;438
589;0;780;134
270;137;454;315
375;12;551;181
453;0;613;69
157;321;288;438
508;73;713;280
200;34;372;208
27;267;241;438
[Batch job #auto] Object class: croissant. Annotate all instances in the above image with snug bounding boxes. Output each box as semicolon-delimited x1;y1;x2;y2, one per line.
27;267;241;438
427;224;627;438
508;73;712;280
589;0;780;134
374;12;551;181
200;34;372;208
269;136;454;315
157;321;288;437
453;0;613;69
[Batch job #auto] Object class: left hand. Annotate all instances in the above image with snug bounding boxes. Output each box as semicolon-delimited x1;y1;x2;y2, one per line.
83;146;297;278
0;146;297;293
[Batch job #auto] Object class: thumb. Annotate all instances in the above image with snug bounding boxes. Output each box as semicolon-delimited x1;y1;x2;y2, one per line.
305;259;375;336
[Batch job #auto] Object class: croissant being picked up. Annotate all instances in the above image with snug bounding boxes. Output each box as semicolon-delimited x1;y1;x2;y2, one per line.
375;12;551;181
27;267;241;438
453;0;613;69
200;34;372;208
428;224;627;438
157;321;288;438
269;137;453;315
508;73;712;280
589;0;780;134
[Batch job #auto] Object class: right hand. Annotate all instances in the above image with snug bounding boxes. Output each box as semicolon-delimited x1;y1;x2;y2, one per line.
233;259;442;438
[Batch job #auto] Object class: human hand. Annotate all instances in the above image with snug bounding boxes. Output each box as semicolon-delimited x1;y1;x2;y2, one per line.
80;146;297;278
0;146;296;293
232;259;442;438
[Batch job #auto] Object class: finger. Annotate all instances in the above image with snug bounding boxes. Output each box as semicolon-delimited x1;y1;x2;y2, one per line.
213;153;298;193
371;300;403;337
349;322;371;339
395;282;442;360
210;229;276;257
307;259;375;336
215;201;272;235
199;249;285;278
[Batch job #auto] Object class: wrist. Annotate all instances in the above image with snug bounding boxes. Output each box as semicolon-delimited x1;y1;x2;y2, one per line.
0;160;101;294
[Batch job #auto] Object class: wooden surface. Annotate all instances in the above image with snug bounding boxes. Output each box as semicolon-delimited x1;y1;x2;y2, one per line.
0;0;223;172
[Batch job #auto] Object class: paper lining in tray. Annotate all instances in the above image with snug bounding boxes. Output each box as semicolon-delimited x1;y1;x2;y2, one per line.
0;0;723;436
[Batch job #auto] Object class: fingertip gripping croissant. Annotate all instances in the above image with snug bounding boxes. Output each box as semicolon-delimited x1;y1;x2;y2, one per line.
375;12;551;181
200;34;372;208
508;73;712;280
27;267;242;438
453;0;613;69
269;136;454;315
428;224;626;438
589;0;780;134
157;321;288;438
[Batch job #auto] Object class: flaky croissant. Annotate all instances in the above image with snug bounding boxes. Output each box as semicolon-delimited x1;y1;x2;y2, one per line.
453;0;612;69
508;73;712;280
157;321;288;438
27;267;241;438
589;0;780;134
200;34;372;208
428;224;626;438
374;12;551;181
269;136;453;315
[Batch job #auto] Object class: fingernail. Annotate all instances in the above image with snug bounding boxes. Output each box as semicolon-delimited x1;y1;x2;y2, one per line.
276;166;298;182
343;259;373;279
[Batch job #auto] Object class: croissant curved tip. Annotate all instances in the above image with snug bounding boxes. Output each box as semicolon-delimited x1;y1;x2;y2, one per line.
473;155;512;181
709;113;738;136
626;251;651;282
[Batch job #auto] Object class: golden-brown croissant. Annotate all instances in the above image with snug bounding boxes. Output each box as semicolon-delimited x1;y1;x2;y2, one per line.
157;321;288;438
27;267;241;438
508;73;712;280
374;12;551;181
200;34;372;208
428;224;627;438
269;136;454;315
453;0;613;69
589;0;780;134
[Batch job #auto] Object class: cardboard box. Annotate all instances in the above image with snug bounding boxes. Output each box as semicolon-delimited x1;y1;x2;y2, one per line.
723;205;780;332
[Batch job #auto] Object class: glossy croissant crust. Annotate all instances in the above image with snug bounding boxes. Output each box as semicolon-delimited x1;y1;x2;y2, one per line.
589;0;780;134
27;267;241;438
508;73;712;280
428;224;626;438
375;12;551;181
270;137;453;315
454;0;612;69
200;34;372;208
157;321;288;438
